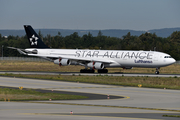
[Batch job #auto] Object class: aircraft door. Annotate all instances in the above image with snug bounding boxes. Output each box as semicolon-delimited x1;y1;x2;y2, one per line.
154;54;158;61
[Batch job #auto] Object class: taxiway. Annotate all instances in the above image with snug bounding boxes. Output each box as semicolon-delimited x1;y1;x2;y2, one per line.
0;71;180;77
0;76;180;120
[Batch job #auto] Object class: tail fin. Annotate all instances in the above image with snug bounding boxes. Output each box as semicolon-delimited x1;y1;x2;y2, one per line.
24;25;49;48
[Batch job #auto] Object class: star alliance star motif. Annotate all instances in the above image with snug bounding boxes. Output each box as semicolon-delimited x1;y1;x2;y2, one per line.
30;34;38;45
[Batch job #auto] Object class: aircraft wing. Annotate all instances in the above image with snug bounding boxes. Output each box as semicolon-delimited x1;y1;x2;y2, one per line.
8;47;117;64
27;53;116;64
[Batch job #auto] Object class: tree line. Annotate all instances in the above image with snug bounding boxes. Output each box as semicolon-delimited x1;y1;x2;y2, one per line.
0;30;180;60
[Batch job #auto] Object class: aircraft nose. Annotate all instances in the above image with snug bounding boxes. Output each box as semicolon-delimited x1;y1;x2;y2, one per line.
169;58;176;64
172;58;176;64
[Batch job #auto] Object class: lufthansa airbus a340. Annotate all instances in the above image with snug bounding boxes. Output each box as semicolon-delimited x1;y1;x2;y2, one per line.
8;25;176;74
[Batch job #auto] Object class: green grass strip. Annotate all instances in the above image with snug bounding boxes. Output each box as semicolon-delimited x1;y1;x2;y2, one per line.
1;73;180;89
0;88;87;101
163;115;180;117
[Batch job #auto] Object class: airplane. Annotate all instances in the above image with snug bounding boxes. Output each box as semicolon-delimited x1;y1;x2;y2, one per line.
8;25;176;74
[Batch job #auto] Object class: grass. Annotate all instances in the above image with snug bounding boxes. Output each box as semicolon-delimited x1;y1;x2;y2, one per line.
0;61;180;74
1;73;180;90
0;61;180;89
163;115;180;118
0;88;87;101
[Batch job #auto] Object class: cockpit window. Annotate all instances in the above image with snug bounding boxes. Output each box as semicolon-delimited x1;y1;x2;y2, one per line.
164;56;172;58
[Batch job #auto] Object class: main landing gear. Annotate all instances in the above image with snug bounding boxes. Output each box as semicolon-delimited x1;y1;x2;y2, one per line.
80;69;95;73
155;67;160;74
97;69;108;73
80;69;108;73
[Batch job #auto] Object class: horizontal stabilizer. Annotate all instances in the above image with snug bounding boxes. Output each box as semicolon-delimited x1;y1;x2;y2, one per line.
7;47;27;55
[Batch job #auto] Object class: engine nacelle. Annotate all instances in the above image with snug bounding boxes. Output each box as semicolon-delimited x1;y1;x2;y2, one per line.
87;62;104;69
32;49;38;54
27;49;38;54
54;58;71;66
94;62;104;69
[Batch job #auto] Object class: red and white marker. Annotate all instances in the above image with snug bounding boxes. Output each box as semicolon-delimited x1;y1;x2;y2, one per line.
107;94;110;99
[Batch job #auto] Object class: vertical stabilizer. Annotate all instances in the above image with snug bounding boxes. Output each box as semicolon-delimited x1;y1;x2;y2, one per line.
24;25;49;48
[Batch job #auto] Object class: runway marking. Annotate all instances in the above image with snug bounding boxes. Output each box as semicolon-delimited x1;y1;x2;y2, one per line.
22;101;180;113
19;113;162;120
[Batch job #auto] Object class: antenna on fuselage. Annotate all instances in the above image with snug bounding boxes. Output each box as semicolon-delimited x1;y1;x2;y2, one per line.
154;47;156;51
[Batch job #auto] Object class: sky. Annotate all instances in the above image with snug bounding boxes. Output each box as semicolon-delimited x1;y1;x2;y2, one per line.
0;0;180;30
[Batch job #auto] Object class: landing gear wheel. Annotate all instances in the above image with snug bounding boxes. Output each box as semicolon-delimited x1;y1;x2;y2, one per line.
80;69;95;73
155;67;160;74
98;69;108;73
155;71;159;74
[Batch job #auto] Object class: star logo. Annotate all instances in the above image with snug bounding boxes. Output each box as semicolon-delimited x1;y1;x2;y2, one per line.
30;34;38;45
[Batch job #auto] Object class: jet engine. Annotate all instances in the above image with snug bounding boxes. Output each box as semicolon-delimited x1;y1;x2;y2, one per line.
54;58;71;66
26;49;38;54
32;49;38;54
87;62;104;69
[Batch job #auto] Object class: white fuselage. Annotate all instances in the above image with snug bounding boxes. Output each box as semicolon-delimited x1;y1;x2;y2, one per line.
26;48;176;68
